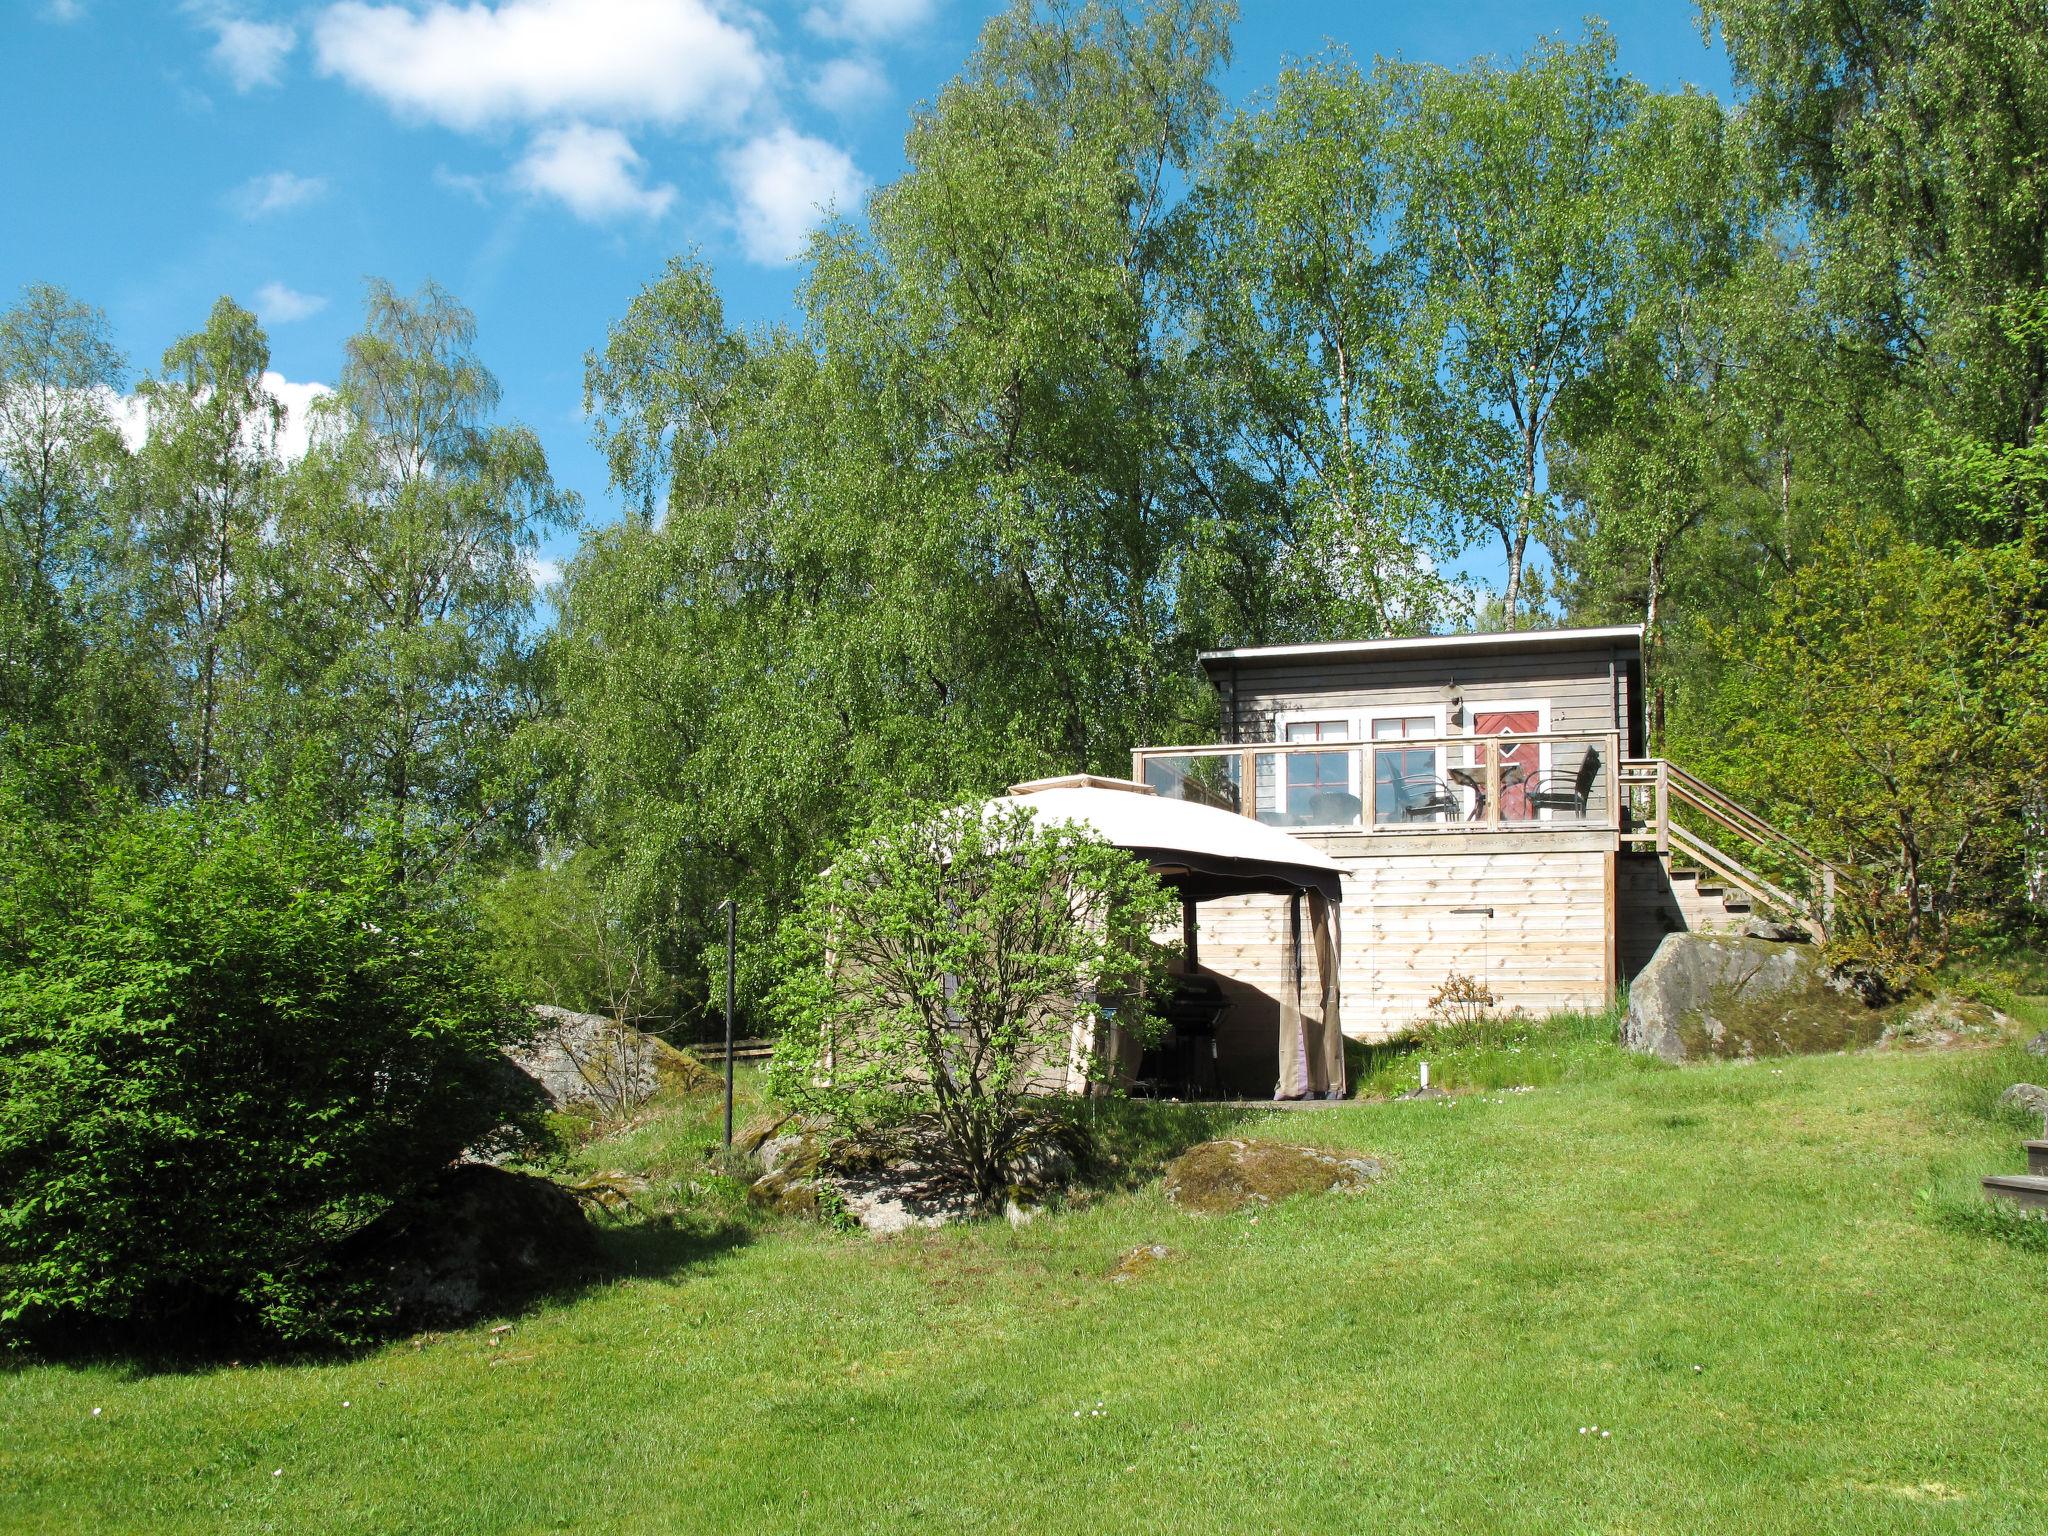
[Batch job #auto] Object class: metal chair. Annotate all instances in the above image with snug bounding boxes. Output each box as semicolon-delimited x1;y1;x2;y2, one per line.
1527;748;1602;818
1392;775;1461;823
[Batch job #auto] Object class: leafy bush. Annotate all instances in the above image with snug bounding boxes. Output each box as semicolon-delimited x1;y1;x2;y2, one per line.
769;799;1177;1204
0;804;540;1349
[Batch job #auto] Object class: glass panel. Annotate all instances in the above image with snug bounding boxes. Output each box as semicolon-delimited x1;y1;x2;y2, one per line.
1373;744;1445;824
1141;753;1241;813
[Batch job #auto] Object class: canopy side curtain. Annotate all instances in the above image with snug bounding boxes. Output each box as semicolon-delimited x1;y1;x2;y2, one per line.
1275;890;1345;1100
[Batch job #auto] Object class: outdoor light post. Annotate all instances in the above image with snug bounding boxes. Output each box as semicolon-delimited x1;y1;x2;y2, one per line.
721;896;736;1148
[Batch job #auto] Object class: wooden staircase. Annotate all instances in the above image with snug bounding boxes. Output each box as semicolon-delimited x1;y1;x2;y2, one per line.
1982;1139;2048;1215
1620;758;1842;938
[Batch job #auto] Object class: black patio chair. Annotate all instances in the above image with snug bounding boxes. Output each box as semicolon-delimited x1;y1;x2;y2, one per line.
1390;775;1461;823
1527;747;1602;818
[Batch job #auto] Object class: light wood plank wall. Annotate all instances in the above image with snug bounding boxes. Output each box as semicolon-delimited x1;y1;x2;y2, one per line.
1213;647;1635;744
1196;846;1613;1046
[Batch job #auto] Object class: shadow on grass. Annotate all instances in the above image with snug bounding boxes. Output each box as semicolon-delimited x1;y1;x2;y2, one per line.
1060;1098;1260;1192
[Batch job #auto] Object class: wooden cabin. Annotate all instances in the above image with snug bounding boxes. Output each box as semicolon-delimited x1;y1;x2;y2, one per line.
1131;625;1831;1092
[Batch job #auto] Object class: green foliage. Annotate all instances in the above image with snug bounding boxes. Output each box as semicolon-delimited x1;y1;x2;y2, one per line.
769;798;1178;1201
1683;515;2047;959
478;853;679;1031
260;280;576;873
0;801;539;1348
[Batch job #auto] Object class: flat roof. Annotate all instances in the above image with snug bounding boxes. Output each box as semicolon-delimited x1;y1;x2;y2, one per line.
1198;624;1643;672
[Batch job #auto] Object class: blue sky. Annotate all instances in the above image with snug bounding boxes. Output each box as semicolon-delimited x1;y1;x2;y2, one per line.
4;0;1731;588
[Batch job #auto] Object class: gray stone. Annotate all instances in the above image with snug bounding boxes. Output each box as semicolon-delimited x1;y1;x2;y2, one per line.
2024;1031;2048;1059
1623;935;1825;1063
1999;1083;2048;1119
507;1005;710;1118
747;1120;1077;1235
1162;1138;1383;1215
1741;917;1811;944
1875;996;2009;1051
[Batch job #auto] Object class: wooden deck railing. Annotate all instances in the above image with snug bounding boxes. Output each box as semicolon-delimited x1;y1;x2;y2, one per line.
1620;758;1842;934
1131;731;1623;835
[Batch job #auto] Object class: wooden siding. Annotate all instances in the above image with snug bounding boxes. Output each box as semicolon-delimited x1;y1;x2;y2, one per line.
1194;844;1614;1058
1213;645;1635;751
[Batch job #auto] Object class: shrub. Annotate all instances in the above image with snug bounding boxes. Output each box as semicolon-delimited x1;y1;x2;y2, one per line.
769;799;1177;1205
0;805;540;1349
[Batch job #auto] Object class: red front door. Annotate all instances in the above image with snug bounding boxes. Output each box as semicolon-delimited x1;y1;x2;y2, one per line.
1472;710;1540;821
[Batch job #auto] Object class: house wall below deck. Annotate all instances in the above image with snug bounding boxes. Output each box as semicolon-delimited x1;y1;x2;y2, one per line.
1193;833;1617;1049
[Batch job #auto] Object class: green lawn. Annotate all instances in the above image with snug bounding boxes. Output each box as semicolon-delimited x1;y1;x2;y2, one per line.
5;1009;2046;1536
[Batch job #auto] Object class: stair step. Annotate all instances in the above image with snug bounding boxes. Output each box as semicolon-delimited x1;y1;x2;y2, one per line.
2028;1141;2048;1176
1722;898;1752;913
1982;1174;2048;1213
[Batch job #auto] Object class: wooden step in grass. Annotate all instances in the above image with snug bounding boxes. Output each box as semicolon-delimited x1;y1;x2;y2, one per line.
1982;1174;2048;1214
2028;1141;2048;1177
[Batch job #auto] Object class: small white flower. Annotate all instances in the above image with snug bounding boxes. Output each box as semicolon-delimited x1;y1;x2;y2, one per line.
272;1469;283;1477
90;1408;102;1417
1600;1431;1611;1439
1578;1426;1587;1434
342;1400;352;1407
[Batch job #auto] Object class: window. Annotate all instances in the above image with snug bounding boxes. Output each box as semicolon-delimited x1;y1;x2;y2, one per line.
1283;719;1351;807
1371;715;1440;822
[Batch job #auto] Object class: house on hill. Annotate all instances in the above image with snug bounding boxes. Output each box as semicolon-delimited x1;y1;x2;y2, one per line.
1128;624;1833;1095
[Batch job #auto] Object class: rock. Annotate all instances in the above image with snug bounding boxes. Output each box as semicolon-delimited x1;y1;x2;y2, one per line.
1107;1244;1171;1283
341;1164;598;1331
1396;1085;1449;1101
1741;917;1810;944
1622;933;1892;1064
1825;960;1906;1008
1999;1083;2048;1120
735;1110;796;1156
2024;1031;2048;1058
746;1115;1080;1234
1162;1139;1382;1215
507;1006;711;1117
1876;997;2009;1051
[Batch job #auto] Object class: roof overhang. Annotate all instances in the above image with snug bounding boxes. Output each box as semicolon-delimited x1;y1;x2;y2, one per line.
1199;625;1644;674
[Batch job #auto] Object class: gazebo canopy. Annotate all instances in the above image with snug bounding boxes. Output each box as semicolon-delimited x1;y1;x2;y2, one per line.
995;775;1343;903
996;776;1346;1100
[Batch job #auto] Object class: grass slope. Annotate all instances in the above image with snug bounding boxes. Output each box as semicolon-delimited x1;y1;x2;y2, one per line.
4;1010;2046;1536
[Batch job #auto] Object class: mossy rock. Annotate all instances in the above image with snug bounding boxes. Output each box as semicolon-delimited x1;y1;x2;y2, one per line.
1627;935;1887;1061
1163;1139;1383;1215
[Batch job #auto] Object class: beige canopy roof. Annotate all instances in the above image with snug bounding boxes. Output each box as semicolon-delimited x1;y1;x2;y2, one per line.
997;776;1346;1099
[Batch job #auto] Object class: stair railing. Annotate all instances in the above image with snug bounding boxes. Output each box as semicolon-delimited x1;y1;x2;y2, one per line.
1621;758;1845;937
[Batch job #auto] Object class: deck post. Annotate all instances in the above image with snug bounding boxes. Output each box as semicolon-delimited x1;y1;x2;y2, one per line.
1485;738;1501;828
1240;748;1256;820
1654;760;1670;855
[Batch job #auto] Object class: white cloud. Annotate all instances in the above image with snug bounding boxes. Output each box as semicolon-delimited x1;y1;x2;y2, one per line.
811;56;888;114
210;15;296;89
312;0;770;132
101;371;334;464
433;166;493;205
233;170;329;217
254;282;329;324
524;554;565;589
266;373;336;462
515;123;675;222
41;0;87;22
804;0;935;43
723;128;867;263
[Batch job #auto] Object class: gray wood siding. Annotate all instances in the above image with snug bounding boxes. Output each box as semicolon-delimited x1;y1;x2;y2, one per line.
1212;646;1635;748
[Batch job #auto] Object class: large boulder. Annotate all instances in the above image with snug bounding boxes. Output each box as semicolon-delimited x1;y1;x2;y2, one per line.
2024;1031;2048;1059
1162;1138;1382;1215
1622;934;1902;1062
342;1164;599;1330
507;1006;711;1116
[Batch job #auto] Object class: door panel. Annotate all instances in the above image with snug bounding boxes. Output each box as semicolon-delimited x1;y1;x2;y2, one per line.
1472;709;1540;820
